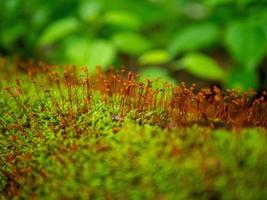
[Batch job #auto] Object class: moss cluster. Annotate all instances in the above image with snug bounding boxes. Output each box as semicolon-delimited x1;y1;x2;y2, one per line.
0;59;267;199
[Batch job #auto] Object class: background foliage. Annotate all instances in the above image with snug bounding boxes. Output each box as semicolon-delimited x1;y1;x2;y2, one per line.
1;0;267;90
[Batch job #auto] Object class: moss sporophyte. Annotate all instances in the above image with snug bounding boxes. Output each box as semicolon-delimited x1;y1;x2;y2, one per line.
1;59;266;130
0;58;267;199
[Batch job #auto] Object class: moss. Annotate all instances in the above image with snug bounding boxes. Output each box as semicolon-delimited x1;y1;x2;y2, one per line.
0;59;267;199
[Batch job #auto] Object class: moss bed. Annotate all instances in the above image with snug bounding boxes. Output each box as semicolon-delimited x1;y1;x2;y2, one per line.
0;59;267;200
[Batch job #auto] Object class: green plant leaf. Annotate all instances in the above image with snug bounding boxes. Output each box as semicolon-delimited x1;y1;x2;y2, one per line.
64;37;115;73
138;50;172;65
139;67;176;88
111;32;152;56
225;67;259;90
38;17;80;46
225;20;267;70
168;23;219;55
78;0;102;23
86;40;116;72
140;67;169;78
103;11;141;30
179;53;225;80
64;37;91;65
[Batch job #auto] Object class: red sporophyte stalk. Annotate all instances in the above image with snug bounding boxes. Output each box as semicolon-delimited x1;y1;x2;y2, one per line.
2;61;267;130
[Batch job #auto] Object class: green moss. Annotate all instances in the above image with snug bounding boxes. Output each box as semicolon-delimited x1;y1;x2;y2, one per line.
0;63;267;199
1;116;267;199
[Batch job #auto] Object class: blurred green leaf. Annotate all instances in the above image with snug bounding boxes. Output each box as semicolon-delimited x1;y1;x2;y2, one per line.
87;40;116;72
138;49;172;65
225;67;259;90
78;0;102;23
140;67;169;78
225;20;267;70
111;32;152;56
64;37;91;65
250;8;267;33
38;17;80;46
179;53;225;80
2;0;21;19
168;23;220;55
103;11;141;30
65;37;115;73
32;6;50;28
139;67;176;88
